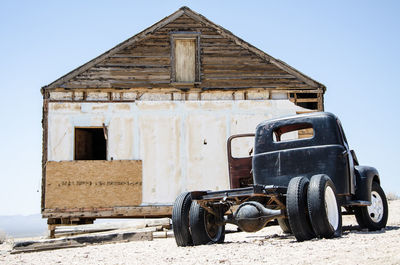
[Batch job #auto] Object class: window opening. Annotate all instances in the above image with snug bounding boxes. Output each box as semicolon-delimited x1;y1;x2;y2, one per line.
273;123;314;142
75;128;107;160
297;101;318;110
230;136;254;158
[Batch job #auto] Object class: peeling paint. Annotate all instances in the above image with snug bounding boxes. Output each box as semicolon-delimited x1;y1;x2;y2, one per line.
91;105;109;112
137;101;177;111
49;103;80;112
114;104;131;111
247;90;270;100
47;100;307;205
74;92;84;101
201;92;233;100
87;92;108;101
49;92;73;100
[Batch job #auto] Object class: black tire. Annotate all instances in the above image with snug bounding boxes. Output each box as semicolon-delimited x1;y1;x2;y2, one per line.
172;192;193;246
287;177;315;241
308;174;342;239
277;217;292;234
189;201;225;245
354;182;388;231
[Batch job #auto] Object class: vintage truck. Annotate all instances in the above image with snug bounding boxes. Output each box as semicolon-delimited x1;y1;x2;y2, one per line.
172;112;388;245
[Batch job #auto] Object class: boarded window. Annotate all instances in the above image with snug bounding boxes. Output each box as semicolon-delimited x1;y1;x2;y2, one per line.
174;39;196;82
75;128;107;160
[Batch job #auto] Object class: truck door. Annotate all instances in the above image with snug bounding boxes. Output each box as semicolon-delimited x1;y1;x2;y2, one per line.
227;134;255;189
337;120;355;194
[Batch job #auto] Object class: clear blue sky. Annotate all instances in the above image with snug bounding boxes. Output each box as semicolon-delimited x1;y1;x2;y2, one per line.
0;1;399;215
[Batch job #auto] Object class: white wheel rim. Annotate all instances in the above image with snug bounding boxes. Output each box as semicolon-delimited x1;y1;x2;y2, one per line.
324;186;339;230
367;191;384;223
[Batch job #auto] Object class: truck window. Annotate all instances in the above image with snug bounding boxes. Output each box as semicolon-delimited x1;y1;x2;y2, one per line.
230;136;254;158
273;123;314;142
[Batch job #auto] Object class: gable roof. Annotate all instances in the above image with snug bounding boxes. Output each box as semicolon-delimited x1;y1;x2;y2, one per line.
42;6;325;92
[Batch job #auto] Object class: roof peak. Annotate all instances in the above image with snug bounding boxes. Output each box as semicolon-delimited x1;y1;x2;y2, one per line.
42;7;325;92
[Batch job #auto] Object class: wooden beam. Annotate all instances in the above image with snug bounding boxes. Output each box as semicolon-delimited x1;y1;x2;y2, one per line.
42;205;173;219
41;96;49;211
295;98;319;103
12;229;153;254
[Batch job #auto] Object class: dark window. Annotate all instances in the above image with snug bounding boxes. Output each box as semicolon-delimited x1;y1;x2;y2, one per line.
297;101;318;110
75;128;107;160
296;93;318;99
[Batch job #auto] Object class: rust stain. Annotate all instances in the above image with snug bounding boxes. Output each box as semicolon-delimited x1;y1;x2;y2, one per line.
50;103;80;111
92;105;109;111
115;103;131;111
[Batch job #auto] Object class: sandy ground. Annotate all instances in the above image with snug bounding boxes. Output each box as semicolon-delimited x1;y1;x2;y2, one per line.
1;200;399;265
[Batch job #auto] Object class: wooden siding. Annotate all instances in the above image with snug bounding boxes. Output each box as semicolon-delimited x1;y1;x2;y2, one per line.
59;15;314;91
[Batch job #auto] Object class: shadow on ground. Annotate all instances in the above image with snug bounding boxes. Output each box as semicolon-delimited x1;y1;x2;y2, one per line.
222;224;400;245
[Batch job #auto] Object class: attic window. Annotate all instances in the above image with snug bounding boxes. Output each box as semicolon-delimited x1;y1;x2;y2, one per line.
75;128;107;160
171;33;200;83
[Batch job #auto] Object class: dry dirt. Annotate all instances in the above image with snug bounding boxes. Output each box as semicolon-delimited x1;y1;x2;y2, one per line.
1;200;399;265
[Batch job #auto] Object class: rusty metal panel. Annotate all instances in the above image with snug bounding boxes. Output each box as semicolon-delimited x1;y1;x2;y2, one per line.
227;134;255;189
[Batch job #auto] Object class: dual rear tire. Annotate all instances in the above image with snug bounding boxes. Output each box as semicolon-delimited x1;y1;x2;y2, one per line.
307;174;342;238
287;174;342;241
174;176;387;245
189;202;225;245
172;192;193;246
172;192;225;247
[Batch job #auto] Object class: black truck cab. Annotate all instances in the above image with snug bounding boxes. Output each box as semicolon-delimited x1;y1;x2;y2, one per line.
172;112;388;246
253;112;355;197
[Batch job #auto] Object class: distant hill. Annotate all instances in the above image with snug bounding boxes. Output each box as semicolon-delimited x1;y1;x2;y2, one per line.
0;214;48;238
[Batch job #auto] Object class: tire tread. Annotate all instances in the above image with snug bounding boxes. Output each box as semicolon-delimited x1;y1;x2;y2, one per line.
172;192;193;246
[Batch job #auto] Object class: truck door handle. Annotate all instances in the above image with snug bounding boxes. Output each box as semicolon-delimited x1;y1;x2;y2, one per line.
341;150;348;157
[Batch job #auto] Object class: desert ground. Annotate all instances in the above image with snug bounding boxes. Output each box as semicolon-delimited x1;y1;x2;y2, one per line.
1;200;399;265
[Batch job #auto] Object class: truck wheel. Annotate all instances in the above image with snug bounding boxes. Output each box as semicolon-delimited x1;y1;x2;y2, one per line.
277;217;292;234
172;192;193;246
189;201;225;245
354;182;388;231
287;177;315;241
308;174;342;239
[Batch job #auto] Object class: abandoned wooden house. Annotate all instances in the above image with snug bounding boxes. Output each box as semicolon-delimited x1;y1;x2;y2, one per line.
41;6;326;226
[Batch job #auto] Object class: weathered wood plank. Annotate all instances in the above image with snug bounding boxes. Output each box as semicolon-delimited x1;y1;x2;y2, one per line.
175;38;196;82
295;98;319;103
58;16;316;92
12;230;153;254
103;57;170;64
43;205;173;218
